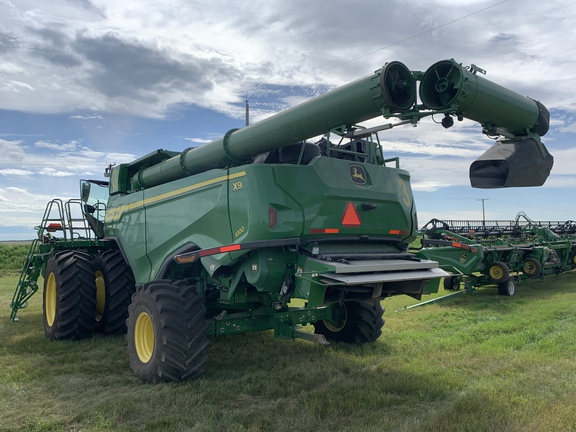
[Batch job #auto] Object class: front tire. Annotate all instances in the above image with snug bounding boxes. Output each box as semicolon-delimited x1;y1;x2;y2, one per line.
126;280;209;383
314;299;384;343
443;276;461;290
497;278;515;296
93;250;136;335
43;251;97;340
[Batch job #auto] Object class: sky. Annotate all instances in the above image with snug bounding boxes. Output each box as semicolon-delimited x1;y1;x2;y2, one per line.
1;0;575;240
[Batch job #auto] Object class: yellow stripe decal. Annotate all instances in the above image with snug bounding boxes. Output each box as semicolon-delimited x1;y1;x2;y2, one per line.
106;171;246;222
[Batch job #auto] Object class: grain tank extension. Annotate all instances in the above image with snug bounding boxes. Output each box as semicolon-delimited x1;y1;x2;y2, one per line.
11;59;553;382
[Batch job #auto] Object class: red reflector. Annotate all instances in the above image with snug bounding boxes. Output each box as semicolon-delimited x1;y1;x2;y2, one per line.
452;242;462;248
220;245;241;252
199;244;241;257
389;230;408;235
269;207;277;228
342;202;361;227
310;228;339;234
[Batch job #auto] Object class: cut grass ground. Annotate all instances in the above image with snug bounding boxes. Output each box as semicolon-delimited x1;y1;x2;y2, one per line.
2;272;576;432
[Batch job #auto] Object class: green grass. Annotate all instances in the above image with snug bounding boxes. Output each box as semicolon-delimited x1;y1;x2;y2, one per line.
2;273;576;431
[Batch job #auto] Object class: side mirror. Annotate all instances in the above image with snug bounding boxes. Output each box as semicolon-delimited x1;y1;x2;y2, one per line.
81;181;91;202
469;138;554;188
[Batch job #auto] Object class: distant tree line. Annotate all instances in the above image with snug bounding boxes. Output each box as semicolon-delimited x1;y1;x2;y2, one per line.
0;243;31;274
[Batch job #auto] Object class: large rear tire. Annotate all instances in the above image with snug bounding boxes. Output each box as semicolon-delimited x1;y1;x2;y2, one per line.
93;250;136;335
314;299;384;343
126;280;209;383
43;250;97;340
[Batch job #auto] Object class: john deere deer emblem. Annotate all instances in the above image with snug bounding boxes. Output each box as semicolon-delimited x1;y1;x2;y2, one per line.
349;165;367;185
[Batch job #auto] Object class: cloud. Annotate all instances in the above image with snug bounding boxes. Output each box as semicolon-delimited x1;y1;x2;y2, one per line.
1;0;575;120
74;32;217;97
0;31;20;53
184;137;211;144
1;137;136;178
559;122;576;134
549;148;576;175
70;114;103;120
0;138;25;160
2;80;33;91
411;181;452;192
38;168;75;177
0;168;32;176
35;140;80;151
0;186;67;226
102;152;137;162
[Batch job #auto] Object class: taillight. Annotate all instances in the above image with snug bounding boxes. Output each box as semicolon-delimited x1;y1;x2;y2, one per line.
269;207;277;228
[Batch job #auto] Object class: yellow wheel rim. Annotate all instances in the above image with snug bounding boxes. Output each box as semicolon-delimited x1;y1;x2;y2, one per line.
324;305;347;332
490;266;503;280
45;272;57;327
134;312;154;363
95;270;106;322
523;262;536;275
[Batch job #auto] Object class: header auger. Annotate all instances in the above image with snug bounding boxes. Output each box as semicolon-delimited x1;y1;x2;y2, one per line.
11;59;555;382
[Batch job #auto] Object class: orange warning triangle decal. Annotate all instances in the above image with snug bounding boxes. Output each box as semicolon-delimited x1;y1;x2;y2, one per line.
342;202;361;227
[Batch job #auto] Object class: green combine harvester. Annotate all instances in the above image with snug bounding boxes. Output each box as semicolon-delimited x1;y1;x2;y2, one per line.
11;59;553;382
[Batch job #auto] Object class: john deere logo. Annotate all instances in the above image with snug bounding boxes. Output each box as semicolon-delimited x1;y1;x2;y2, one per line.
349;165;367;185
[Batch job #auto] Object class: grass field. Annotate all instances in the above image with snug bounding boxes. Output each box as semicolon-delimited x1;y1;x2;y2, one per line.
2;271;576;432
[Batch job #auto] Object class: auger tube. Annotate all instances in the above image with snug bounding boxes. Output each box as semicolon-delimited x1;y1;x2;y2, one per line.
419;59;549;137
131;68;393;190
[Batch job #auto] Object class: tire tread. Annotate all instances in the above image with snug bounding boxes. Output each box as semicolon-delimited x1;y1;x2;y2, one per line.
127;281;209;383
43;250;96;340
